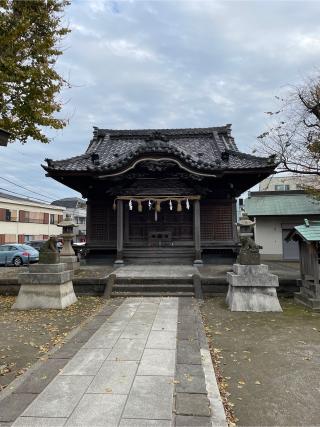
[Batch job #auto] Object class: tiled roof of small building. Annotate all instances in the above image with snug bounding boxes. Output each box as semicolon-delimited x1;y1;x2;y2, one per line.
43;125;275;174
245;191;320;216
293;220;320;241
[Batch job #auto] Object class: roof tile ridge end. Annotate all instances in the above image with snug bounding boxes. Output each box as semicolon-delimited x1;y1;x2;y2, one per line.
227;149;270;161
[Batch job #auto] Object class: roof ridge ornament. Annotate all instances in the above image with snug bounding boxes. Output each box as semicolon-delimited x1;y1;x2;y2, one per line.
144;130;169;143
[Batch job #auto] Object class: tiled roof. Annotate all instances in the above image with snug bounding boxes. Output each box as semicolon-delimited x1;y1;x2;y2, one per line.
51;197;86;208
293;220;320;242
43;126;275;174
245;192;320;216
0;191;64;209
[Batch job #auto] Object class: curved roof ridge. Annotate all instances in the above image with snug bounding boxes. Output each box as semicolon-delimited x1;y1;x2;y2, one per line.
227;149;273;161
97;125;231;136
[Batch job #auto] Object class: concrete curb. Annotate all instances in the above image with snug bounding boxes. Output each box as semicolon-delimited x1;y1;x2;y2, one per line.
195;302;228;427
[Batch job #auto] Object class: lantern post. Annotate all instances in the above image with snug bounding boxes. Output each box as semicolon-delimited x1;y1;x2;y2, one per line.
58;214;80;270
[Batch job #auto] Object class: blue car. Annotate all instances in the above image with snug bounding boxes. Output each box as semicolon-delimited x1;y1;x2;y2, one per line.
0;244;39;267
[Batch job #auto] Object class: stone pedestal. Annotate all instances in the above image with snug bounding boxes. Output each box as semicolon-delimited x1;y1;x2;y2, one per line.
60;255;80;271
226;264;282;312
294;280;320;311
12;263;77;310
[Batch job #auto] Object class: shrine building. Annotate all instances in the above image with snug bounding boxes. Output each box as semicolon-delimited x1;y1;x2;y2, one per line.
43;125;277;265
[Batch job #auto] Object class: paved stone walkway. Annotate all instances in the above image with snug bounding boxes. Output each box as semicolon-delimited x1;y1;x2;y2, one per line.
10;297;226;427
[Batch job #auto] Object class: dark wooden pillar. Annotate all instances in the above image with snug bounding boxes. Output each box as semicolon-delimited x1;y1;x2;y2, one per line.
232;199;238;241
193;199;203;266
115;199;124;266
86;199;91;245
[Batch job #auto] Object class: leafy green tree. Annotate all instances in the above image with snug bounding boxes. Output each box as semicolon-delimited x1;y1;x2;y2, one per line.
0;0;70;144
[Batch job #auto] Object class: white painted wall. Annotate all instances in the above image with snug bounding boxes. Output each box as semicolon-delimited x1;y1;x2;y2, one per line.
254;215;309;260
0;197;65;242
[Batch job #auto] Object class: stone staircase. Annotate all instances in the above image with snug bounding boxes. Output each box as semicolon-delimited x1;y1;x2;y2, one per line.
123;247;195;265
111;276;195;297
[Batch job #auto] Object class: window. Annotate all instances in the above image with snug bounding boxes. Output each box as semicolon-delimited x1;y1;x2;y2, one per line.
275;184;290;191
19;211;48;224
0;208;17;222
76;216;86;225
50;214;60;224
5;209;17;221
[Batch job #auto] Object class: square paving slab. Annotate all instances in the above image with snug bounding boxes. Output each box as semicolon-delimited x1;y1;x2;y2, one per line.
21;375;93;418
138;349;176;376
65;394;127;426
87;360;138;394
60;348;111;376
107;338;146;361
123;375;174;420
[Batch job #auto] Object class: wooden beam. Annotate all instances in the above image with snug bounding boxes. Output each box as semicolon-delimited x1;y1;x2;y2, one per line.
115;199;124;266
193;199;203;265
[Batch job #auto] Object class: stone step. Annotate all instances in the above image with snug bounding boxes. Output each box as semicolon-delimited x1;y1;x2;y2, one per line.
111;291;195;297
123;246;194;251
123;259;193;265
123;247;195;264
114;277;194;285
113;284;194;292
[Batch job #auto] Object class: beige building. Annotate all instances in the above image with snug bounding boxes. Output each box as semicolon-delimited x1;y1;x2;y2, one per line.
245;179;320;260
0;192;65;244
259;175;319;192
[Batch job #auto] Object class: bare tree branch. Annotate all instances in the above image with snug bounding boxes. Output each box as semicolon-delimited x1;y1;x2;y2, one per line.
257;73;320;187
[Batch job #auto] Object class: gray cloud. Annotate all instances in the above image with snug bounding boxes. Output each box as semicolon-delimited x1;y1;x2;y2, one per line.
2;0;320;200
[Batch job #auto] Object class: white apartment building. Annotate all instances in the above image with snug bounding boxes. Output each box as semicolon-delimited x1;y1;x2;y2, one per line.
0;192;65;244
51;198;86;242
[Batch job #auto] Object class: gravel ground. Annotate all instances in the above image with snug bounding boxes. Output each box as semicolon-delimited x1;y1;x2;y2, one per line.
0;295;106;391
201;297;320;427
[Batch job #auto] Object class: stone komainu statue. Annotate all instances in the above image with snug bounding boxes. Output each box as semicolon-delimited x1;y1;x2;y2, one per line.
237;211;262;265
39;236;60;264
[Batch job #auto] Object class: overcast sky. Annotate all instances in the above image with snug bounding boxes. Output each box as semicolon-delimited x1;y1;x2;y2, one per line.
2;0;320;203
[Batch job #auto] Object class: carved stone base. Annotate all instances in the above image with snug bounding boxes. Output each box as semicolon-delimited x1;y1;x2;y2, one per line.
12;263;77;310
226;264;282;312
60;255;80;271
294;291;320;311
238;251;260;266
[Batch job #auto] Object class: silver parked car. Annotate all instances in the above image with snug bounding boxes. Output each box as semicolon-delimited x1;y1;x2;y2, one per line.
0;244;39;267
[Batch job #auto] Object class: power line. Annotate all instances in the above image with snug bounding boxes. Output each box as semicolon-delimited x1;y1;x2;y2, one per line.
0;187;51;205
0;176;61;201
